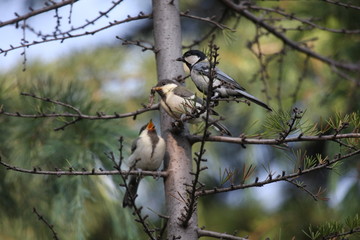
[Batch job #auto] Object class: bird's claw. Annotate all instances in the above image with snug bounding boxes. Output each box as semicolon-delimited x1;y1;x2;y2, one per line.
154;170;162;180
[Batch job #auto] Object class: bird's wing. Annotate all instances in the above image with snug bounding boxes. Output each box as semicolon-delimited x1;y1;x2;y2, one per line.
172;84;221;116
130;138;139;154
173;85;195;98
214;67;246;91
194;62;246;91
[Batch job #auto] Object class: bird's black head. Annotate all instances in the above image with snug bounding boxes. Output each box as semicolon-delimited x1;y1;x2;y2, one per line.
183;50;207;60
176;50;207;69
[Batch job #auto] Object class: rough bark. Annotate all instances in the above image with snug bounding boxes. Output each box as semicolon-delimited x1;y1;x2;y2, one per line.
152;0;198;239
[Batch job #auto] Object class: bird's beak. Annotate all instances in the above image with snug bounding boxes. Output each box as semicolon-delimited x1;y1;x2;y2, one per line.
176;57;184;62
152;86;162;92
146;119;155;131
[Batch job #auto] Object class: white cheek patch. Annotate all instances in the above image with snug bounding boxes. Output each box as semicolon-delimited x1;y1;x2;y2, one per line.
161;84;176;94
185;55;200;65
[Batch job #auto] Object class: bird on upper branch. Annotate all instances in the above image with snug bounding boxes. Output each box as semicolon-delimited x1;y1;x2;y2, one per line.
152;79;231;136
176;50;272;111
123;119;166;208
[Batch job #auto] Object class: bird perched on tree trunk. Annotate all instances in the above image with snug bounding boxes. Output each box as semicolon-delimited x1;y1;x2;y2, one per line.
177;50;272;111
152;79;232;136
123;119;166;208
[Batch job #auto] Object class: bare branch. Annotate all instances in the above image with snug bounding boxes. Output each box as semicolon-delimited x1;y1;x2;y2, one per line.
0;93;160;128
188;133;360;145
0;13;152;56
179;38;219;228
322;227;360;240
183;8;229;49
46;0;124;37
0;157;167;178
322;0;360;11
285;180;326;201
180;11;233;31
220;0;360;72
0;104;159;120
33;207;60;240
0;0;79;28
116;36;158;53
108;140;159;240
249;5;360;34
197;149;360;196
197;228;248;240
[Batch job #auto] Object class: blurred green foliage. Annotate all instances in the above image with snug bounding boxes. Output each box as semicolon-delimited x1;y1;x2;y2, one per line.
0;47;161;239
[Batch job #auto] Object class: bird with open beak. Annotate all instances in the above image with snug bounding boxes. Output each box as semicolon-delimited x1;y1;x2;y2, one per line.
123;119;166;208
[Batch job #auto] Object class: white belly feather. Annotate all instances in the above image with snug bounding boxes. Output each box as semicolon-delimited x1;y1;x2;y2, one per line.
127;132;165;171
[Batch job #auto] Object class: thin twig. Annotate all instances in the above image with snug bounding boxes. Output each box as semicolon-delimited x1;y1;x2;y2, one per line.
33;207;60;240
220;0;360;72
197;228;248;240
180;38;218;227
197;149;360;196
180;11;233;31
285;179;320;201
0;93;159;128
0;13;152;56
322;0;360;11
0;157;167;177
249;5;360;34
188;133;360;145
111;138;158;240
322;227;360;240
0;0;79;28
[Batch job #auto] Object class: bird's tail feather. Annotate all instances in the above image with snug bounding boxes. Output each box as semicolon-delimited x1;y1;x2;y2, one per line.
123;176;141;208
236;89;272;111
211;119;232;136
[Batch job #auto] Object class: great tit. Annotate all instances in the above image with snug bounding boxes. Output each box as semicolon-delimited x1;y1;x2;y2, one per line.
123;119;166;208
177;50;272;111
152;79;232;136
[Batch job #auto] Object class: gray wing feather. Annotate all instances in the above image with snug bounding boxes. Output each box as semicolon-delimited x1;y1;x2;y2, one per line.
193;62;245;91
131;138;138;154
173;85;195;98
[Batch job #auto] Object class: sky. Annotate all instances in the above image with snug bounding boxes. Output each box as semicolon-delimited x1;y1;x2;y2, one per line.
0;0;151;71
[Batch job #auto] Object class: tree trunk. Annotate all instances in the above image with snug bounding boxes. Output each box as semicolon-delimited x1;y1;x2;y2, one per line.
152;0;198;239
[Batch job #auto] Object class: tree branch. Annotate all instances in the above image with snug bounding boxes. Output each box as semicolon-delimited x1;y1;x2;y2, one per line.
220;0;360;72
108;140;159;240
249;5;360;34
33;0;125;38
33;207;60;240
322;0;360;11
188;133;360;145
179;39;219;228
180;11;233;31
197;149;360;196
0;157;167;177
197;228;248;240
0;0;79;28
116;36;158;53
0;13;151;56
0;92;159;126
323;227;360;240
